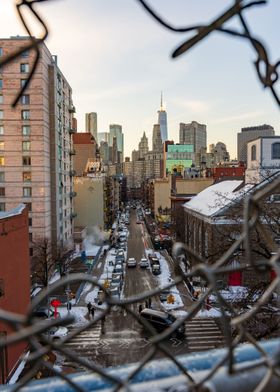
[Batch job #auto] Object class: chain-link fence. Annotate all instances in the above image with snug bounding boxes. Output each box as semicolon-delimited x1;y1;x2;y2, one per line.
1;1;280;391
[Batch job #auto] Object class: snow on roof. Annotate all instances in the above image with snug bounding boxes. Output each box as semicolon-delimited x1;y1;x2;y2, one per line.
183;180;252;217
0;203;26;220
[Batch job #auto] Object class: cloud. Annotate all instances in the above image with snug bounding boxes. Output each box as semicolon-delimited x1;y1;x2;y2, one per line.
171;98;211;114
213;111;264;125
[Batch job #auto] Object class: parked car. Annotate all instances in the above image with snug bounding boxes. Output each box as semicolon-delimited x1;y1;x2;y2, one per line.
111;274;123;289
139;258;149;268
127;257;137;267
32;308;54;319
152;264;161;275
42;326;68;341
139;308;185;338
113;264;124;276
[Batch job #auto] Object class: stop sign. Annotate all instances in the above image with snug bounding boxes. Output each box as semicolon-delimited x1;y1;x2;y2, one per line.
50;299;61;307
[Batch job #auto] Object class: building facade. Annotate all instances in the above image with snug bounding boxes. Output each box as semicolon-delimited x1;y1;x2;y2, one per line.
152;124;162;153
0;37;76;254
73;132;96;176
237;124;275;163
246;136;280;183
179;121;207;157
0;205;29;383
139;132;149;159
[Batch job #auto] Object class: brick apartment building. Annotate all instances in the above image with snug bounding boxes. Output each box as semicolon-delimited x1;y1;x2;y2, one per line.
0;37;76;255
0;205;30;383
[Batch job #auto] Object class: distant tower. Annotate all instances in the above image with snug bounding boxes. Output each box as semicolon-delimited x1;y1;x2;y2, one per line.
85;112;98;141
139;132;149;159
157;92;168;142
109;124;124;163
153;124;163;152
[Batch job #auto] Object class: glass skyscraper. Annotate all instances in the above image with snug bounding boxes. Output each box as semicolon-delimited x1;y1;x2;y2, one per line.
157;93;168;142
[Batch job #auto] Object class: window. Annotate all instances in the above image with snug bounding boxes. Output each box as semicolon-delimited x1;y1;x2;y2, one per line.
0;95;3;104
0;111;3;120
0;142;4;151
29;232;32;241
21;95;30;105
20;79;27;88
28;217;32;226
22;156;31;165
272;143;280;160
21;49;29;58
251;145;256;161
22;125;30;136
0;188;4;196
22;141;30;151
0;126;3;135
0;202;5;212
21;110;30;120
0;48;2;57
20;63;29;73
25;202;32;212
0;157;4;166
23;171;31;182
23;187;32;197
0;173;4;182
0;80;2;89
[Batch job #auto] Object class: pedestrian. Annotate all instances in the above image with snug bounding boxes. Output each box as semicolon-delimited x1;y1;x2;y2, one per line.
145;300;149;308
87;302;92;314
138;304;143;313
91;306;95;319
148;297;152;308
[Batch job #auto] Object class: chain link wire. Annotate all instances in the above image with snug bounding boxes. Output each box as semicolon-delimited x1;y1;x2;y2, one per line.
1;0;280;391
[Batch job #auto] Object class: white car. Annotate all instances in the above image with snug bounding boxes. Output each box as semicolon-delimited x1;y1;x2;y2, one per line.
42;326;68;341
140;258;149;268
127;257;137;267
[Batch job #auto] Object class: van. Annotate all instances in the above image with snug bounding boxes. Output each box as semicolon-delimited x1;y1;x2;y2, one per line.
139;308;185;337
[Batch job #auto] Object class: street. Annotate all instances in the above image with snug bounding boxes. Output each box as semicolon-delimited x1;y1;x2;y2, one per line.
58;208;225;372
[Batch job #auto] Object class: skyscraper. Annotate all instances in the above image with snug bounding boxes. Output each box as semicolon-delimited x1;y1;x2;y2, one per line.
179;121;207;154
237;124;275;162
85;112;98;141
109;124;124;163
138;131;149;158
157;93;168;142
153;124;162;152
0;36;76;253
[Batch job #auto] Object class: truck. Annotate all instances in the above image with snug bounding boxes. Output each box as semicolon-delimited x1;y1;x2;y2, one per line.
149;254;161;275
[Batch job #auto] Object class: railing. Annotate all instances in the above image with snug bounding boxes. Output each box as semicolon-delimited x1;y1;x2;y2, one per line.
1;1;280;390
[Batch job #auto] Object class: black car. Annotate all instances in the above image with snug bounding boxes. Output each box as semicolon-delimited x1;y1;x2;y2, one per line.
32;308;54;319
139;308;185;337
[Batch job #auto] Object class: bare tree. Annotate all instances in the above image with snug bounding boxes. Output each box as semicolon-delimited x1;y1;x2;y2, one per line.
31;238;70;287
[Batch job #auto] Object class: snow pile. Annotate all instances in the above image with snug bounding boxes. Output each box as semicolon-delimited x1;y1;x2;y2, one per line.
59;306;88;326
209;285;248;303
196;308;222;318
184;180;253;217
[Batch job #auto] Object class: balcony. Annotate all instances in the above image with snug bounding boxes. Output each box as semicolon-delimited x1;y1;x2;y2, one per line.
70;191;77;198
69;149;76;156
68;127;76;134
69;105;76;113
69;169;77;177
70;212;77;219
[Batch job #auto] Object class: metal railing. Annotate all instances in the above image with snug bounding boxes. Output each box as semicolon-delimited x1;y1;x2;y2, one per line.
0;1;280;391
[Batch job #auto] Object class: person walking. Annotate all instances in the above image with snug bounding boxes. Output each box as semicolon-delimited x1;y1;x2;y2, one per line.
138;304;143;313
148;297;152;308
145;300;149;308
91;306;95;319
87;302;92;314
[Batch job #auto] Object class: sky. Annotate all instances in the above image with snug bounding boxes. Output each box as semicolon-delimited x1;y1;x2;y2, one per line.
1;0;280;159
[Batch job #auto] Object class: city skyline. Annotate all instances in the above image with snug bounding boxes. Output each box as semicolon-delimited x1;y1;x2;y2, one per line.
0;1;279;159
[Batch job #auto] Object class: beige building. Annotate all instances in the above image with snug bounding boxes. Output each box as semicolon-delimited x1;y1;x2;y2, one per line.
73;175;120;231
0;37;75;253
